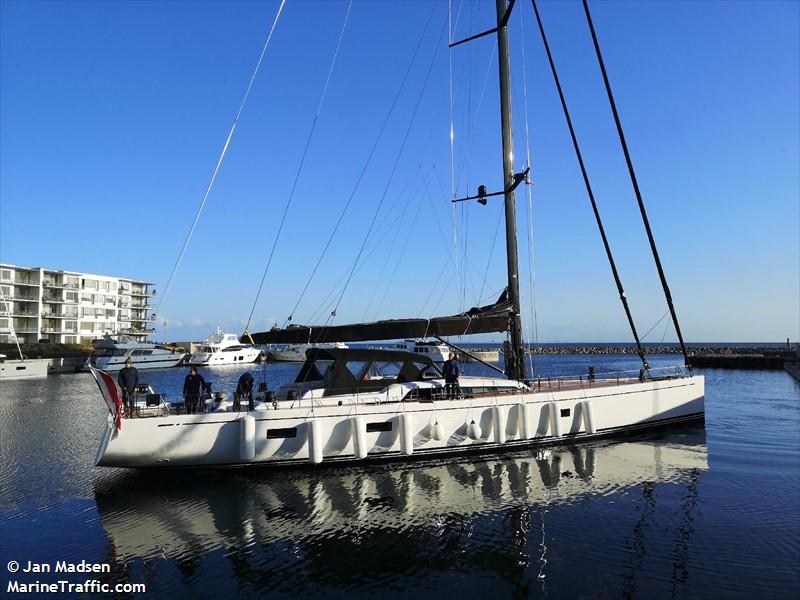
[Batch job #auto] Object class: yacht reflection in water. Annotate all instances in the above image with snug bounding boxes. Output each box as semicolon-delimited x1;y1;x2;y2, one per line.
93;427;707;590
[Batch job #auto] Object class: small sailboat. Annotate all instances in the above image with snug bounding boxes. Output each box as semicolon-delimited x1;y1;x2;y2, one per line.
93;0;704;469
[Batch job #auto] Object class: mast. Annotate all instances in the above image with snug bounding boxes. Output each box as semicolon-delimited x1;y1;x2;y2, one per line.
496;0;526;381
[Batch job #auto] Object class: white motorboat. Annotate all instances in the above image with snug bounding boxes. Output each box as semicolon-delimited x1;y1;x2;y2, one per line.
186;328;261;366
391;339;450;362
87;335;186;371
268;341;348;362
92;1;705;469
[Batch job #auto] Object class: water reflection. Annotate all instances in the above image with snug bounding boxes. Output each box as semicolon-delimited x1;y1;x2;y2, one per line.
93;427;707;591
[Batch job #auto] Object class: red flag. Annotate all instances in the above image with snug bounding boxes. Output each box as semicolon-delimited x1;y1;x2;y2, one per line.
89;366;123;430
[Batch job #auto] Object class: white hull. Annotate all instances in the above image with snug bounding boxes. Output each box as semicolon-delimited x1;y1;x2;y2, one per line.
90;354;186;371
0;358;48;380
96;375;704;468
186;347;261;366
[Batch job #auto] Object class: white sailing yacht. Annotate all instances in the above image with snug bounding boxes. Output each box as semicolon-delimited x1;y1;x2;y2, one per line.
92;0;704;469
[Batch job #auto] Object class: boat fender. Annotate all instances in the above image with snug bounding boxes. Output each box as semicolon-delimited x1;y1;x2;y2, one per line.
580;400;595;434
352;416;367;459
492;405;506;444
467;419;482;441
400;413;414;455
517;402;531;439
239;414;256;461
430;420;444;441
548;402;562;438
308;419;323;464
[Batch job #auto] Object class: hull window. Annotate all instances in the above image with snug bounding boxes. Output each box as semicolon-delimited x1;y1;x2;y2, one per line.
366;421;392;433
267;427;298;439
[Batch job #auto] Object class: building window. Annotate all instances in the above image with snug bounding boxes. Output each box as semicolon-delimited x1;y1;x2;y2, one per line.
0;269;11;281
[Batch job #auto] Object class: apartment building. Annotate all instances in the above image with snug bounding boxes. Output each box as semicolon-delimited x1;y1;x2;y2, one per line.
0;263;156;345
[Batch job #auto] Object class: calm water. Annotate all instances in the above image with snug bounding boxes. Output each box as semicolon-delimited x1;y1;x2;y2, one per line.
1;355;798;598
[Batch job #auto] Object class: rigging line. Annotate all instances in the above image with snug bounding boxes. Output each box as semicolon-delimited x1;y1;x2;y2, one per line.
639;310;669;342
307;177;430;325
372;169;432;319
363;165;433;320
157;0;286;316
519;0;539;376
245;0;353;332
478;206;504;304
417;259;451;317
582;0;690;368
0;286;24;360
284;3;439;327
423;165;456;254
530;0;649;371
428;271;458;317
454;43;497;199
362;168;425;319
330;16;448;319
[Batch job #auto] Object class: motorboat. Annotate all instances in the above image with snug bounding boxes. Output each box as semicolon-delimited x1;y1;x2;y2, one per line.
94;347;702;468
186;328;262;366
391;339;450;362
87;335;186;371
268;341;348;362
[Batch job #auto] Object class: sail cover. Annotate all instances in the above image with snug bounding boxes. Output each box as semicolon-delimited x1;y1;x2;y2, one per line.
246;291;512;344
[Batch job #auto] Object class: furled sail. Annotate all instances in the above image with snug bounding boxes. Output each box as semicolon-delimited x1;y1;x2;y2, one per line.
245;291;512;344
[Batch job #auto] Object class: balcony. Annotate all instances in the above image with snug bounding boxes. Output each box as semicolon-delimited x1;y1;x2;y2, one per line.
13;297;39;303
12;311;38;318
42;312;68;319
14;280;40;287
43;280;65;289
42;326;71;334
43;297;65;304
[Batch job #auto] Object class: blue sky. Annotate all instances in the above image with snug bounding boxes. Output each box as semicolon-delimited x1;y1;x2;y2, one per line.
1;0;798;344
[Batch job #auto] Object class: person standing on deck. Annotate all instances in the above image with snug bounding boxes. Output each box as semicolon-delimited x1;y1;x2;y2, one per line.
443;352;461;399
183;366;207;414
117;358;139;416
234;372;255;411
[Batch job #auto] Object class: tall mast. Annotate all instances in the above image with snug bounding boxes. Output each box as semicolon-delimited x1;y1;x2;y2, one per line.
496;0;526;381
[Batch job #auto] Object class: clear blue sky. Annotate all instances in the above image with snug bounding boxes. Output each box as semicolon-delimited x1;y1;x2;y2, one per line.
1;0;797;344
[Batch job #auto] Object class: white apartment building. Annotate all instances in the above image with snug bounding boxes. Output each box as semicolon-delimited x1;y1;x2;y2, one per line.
0;263;157;345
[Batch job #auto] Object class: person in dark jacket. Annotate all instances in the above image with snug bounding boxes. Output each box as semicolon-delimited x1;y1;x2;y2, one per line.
234;372;255;411
442;352;461;399
117;359;139;416
183;366;207;414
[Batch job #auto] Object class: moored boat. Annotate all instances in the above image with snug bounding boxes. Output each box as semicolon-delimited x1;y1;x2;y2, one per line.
267;341;348;362
92;0;705;469
390;339;450;362
186;328;262;366
87;335;186;371
94;347;702;468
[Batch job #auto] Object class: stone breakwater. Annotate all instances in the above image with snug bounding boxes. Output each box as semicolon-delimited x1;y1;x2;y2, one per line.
489;346;796;356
